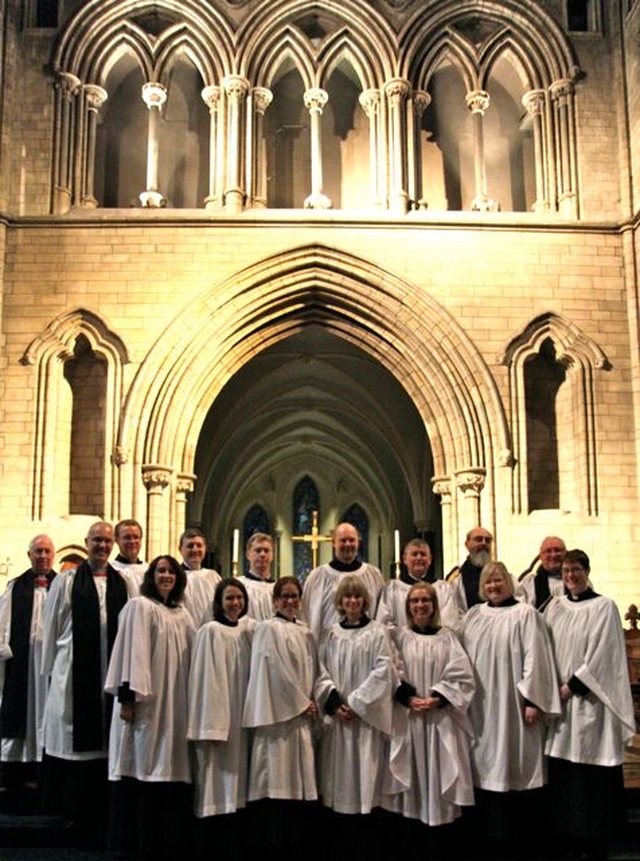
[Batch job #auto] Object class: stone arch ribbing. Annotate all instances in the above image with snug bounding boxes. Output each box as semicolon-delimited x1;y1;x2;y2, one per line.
53;0;235;82
400;0;579;86
119;245;509;487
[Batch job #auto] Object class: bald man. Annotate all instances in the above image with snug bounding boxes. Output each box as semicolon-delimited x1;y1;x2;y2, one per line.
301;522;384;639
519;536;566;609
0;534;56;796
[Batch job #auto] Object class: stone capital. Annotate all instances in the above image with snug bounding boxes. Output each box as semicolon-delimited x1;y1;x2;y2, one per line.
522;89;545;117
413;90;431;115
252;87;273;114
431;476;452;499
223;75;250;100
142;82;167;109
141;465;172;491
84;84;108;111
465;90;490;114
384;77;410;101
359;89;380;117
550;78;574;102
56;71;81;98
176;473;197;495
303;88;328;113
455;467;486;497
201;85;221;111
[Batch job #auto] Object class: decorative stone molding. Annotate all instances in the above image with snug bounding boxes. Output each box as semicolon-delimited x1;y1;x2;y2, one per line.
141;82;167;110
358;89;380;118
141;466;172;491
465;90;490;115
455;468;486;498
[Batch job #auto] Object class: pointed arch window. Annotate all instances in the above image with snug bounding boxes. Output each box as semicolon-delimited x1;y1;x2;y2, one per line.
500;314;608;516
292;475;320;582
22;310;129;521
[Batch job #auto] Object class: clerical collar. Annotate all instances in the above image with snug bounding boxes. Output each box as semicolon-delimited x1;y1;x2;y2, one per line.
245;571;274;583
116;553;142;565
487;595;518;608
181;562;201;572
411;625;440;635
214;612;239;627
538;565;562;580
330;557;361;572
275;612;297;623
567;587;598;602
340;614;370;629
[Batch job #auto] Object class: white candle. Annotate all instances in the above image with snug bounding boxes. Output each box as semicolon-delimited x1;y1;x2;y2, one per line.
232;528;239;564
394;529;400;562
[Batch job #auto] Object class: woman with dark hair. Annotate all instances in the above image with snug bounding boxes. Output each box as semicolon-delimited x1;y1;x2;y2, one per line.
544;549;635;860
242;575;332;856
188;577;255;859
105;555;196;859
382;581;475;854
460;560;560;855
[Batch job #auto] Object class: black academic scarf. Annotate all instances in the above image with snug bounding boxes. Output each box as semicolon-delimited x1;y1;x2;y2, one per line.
0;569;55;739
459;558;483;608
533;566;562;609
71;561;128;752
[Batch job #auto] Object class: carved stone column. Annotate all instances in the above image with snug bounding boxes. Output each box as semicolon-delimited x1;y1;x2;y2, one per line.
81;84;108;208
249;87;273;208
432;476;454;574
465;90;499;212
174;473;196;555
384;78;411;214
522;89;548;213
140;83;167;208
411;90;431;210
223;75;250;215
201;85;221;211
455;467;486;528
550;78;577;216
359;89;382;209
52;72;81;214
142;466;171;558
303;88;331;209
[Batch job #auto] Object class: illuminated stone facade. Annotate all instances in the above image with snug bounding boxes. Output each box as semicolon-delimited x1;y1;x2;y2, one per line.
0;0;639;612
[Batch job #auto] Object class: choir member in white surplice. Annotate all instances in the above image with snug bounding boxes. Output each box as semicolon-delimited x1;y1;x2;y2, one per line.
237;532;276;621
302;522;385;640
178;527;221;626
242;576;332;855
105;555;195;859
188;577;256;857
319;575;396;856
460;561;560;854
382;580;475;857
544;549;636;861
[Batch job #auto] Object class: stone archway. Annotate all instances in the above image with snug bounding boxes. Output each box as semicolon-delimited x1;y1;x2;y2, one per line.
118;243;510;570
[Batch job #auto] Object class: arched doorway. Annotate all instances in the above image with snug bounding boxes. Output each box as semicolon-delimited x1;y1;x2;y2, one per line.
119;244;509;573
190;326;438;578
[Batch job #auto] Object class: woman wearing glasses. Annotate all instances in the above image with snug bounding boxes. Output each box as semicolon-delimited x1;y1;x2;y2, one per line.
242;576;331;854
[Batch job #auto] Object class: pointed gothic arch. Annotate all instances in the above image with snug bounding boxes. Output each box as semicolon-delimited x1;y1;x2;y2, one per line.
116;243;510;568
21;308;130;522
499;311;609;516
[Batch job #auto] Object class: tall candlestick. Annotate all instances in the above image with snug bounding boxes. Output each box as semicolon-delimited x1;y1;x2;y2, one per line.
394;529;400;579
232;529;239;564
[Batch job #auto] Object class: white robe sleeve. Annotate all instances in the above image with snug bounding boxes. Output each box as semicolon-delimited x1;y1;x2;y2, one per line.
104;598;154;701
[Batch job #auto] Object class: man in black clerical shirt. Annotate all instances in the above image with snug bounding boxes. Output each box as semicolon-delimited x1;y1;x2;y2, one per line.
447;526;493;612
0;534;56;800
519;535;566;609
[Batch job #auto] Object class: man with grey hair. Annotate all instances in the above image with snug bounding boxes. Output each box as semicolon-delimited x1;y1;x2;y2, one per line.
519;536;567;609
0;534;56;799
447;526;494;615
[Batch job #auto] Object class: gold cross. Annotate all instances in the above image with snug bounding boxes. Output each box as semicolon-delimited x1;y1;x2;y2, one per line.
292;510;333;569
